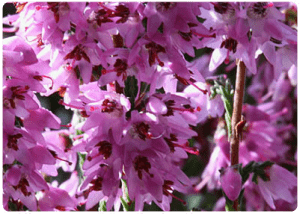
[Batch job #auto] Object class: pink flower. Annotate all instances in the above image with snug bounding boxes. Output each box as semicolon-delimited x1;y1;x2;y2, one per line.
38;187;77;211
257;164;297;210
220;167;242;201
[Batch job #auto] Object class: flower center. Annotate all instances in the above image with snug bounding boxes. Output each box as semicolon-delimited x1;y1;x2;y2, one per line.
90;176;103;191
96;141;112;159
212;2;235;20
221;37;238;53
145;42;166;67
213;2;231;14
64;45;91;63
247;2;272;19
13;177;31;196
101;99;117;113
156;2;177;12
133;155;153;179
47;2;70;23
112;33;124;48
7;134;23;151
89;3;130;26
101;59;128;81
133;122;152;141
221;37;238;64
11;85;29;100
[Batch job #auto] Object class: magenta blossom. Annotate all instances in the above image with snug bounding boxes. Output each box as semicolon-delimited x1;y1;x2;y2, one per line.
220;167;242;201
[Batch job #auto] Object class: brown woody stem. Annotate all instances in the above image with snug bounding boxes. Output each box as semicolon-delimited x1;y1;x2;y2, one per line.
230;60;246;165
230;60;246;210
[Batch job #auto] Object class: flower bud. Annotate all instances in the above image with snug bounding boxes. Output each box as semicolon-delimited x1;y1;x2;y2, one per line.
220;167;242;201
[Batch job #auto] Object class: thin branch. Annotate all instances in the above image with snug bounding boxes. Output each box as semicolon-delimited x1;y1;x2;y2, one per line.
230;60;246;211
230;60;246;166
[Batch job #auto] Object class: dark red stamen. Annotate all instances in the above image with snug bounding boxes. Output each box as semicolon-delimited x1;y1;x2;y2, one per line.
221;37;238;53
96;141;112;159
145;42;166;67
47;2;70;23
60;123;72;128
7;133;23;151
80;110;90;118
173;142;199;155
13;177;31;196
134;155;153;179
49;150;72;165
191;30;216;38
170;106;201;113
224;49;230;64
174;74;208;94
101;59;128;80
134;122;152;141
55;206;66;211
156;2;177;12
91;3;129;26
64;44;90;63
178;31;193;41
188;80;208;94
164;134;178;152
11;85;30;100
112;33;124;48
90;176;103;191
33;75;54;89
163;180;186;205
164;134;199;155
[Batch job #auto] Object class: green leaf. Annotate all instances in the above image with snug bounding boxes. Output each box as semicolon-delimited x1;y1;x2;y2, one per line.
259;161;274;168
238;188;245;205
121;179;135;211
225;203;236;211
250;161;275;184
240;161;254;184
99;200;107;211
124;76;138;111
209;77;234;140
142;17;147;31
197;16;206;23
76;152;86;185
252;173;258;184
76;129;84;136
223;192;235;211
158;23;164;33
120;197;130;211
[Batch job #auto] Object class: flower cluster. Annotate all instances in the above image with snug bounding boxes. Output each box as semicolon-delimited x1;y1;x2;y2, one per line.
3;2;297;211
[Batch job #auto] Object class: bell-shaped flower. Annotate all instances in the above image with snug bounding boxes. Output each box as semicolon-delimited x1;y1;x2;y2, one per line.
220;167;242;201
